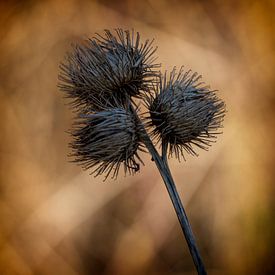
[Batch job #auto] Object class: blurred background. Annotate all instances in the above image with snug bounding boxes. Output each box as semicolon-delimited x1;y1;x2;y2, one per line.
0;0;275;274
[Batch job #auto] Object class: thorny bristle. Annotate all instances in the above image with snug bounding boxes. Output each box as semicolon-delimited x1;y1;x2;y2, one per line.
69;107;145;180
58;28;160;111
145;67;226;160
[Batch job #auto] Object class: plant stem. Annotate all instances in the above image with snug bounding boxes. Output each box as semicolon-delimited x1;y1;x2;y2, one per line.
131;105;207;274
160;142;207;275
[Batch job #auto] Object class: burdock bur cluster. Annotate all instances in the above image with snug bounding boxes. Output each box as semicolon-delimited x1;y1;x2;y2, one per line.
59;29;225;275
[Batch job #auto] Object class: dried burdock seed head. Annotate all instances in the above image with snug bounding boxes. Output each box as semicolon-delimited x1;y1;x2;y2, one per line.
70;107;144;179
58;28;159;111
145;67;226;159
60;29;225;273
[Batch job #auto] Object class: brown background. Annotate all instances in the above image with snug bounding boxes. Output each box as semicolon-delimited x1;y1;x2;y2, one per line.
0;0;275;274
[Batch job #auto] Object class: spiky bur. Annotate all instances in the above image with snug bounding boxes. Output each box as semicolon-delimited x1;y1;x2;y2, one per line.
58;29;228;274
145;67;226;159
69;107;144;180
58;28;159;111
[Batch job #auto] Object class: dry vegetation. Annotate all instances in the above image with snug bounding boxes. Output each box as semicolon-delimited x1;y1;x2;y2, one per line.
0;0;275;274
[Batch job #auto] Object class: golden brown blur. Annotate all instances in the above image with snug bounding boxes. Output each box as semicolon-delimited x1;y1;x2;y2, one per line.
1;0;275;274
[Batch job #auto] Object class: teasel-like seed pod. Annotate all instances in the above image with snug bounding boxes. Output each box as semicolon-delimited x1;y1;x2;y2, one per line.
69;106;145;179
58;28;159;111
145;67;226;159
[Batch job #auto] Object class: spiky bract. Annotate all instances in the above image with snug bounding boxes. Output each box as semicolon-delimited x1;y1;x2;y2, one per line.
70;107;144;179
146;67;226;159
59;29;159;111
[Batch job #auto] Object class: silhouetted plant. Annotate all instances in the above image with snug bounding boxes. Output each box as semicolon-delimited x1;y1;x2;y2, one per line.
145;67;225;159
69;106;144;179
59;28;226;275
59;29;159;111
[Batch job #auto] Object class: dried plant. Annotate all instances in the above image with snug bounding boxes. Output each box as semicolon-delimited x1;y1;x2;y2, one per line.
59;29;159;111
69;106;144;179
59;28;226;275
145;67;225;159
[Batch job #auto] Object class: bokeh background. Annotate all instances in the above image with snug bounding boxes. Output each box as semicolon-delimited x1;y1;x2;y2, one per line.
1;0;275;274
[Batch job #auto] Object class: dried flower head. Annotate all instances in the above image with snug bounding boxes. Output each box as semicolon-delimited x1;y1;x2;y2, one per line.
59;28;159;111
59;29;226;273
70;107;144;179
146;67;226;159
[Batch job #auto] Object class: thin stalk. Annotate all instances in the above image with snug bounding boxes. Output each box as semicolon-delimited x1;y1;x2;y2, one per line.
160;141;207;275
131;105;207;275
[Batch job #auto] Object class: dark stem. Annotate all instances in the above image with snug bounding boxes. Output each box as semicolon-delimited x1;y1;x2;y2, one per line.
131;104;207;275
160;141;207;275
